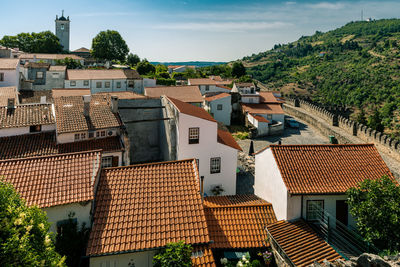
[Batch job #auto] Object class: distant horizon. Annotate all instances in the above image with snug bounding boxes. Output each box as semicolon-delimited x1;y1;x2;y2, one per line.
1;0;399;61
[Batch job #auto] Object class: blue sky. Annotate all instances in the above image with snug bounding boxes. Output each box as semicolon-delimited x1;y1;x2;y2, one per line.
0;0;399;61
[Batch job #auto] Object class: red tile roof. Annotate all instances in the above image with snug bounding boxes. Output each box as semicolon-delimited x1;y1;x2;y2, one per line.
251;114;270;123
72;47;90;53
217;129;242;151
0;87;18;106
259;92;284;104
241;103;285;114
0;104;55;129
204;195;277;249
86;159;210;256
192;246;216;267
266;220;343;266
95;91;148;99
52;88;91;98
145;85;203;103
0;150;101;208
269;144;394;194
215;85;232;90
0;58;19;69
54;95;122;133
205;92;231;102
167;96;216;122
0;132;123;160
19;53;83;61
189;78;231;86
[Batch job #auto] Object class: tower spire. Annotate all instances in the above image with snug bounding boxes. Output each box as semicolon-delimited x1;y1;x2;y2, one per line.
62;10;64;17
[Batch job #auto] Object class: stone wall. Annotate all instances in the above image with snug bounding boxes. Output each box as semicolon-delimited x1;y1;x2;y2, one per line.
285;98;400;163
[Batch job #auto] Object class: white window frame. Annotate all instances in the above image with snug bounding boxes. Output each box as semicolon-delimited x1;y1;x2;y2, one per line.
116;81;121;88
36;71;43;79
84;80;89;86
74;133;80;141
205;85;209;91
101;156;113;168
70;81;76;87
61;24;65;30
267;114;272;120
210;157;221;174
96;82;102;88
52;72;59;78
306;200;324;221
81;133;86;140
105;81;111;88
188;127;199;144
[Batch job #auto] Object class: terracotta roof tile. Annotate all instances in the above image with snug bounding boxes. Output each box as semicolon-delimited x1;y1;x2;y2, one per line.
0;87;18;106
19;90;53;104
215;85;232;90
24;62;50;69
86;159;210;256
52;88;91;98
54;95;121;133
204;195;277;249
72;47;90;53
192;246;216;267
241;103;285;114
167;96;216;122
269;144;395;194
0;150;101;208
235;82;255;88
19;53;83;61
189;78;231;86
217;129;242;151
95;91;148;99
259;92;284;104
145;86;203;103
205;92;231;102
49;65;67;71
0;58;19;69
0;104;55;129
0;132;123;160
250;114;270;123
266;220;343;266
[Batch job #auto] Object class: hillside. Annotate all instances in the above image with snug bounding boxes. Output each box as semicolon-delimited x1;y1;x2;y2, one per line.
242;19;400;140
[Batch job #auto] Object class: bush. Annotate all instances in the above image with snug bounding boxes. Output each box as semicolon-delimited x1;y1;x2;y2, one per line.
153;241;192;267
156;78;176;86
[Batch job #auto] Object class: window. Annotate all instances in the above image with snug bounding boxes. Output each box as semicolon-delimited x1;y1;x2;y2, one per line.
205;85;209;91
84;80;89;86
29;125;41;133
0;73;4;81
57;218;77;235
249;98;253;103
196;159;200;170
210;157;221;174
101;131;106;137
52;73;59;78
217;104;223;110
116;81;121;88
96;82;102;88
188;127;199;144
128;81;134;88
70;81;76;86
267;114;272;120
101;156;113;168
60;24;65;30
89;131;94;138
81;133;86;139
307;200;324;221
36;72;43;79
105;81;111;88
74;133;80;140
96;131;100;138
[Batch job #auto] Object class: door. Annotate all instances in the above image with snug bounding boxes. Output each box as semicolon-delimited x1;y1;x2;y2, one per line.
336;200;348;227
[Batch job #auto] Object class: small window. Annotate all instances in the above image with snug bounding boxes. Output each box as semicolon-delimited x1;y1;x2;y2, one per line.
29;125;41;133
81;133;86;139
205;85;209;91
210;157;221;174
84;80;89;86
101;131;106;137
36;72;43;79
267;114;272;120
74;133;80;140
52;73;59;78
89;132;94;138
105;81;111;88
101;156;113;168
307;200;324;221
0;73;4;81
217;104;223;110
70;81;76;86
116;81;121;88
60;24;65;30
96;131;100;138
189;127;199;144
96;82;102;88
128;81;134;88
196;159;200;170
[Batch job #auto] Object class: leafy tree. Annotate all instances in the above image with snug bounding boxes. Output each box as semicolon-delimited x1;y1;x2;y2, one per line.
91;30;129;61
153;241;192;267
347;176;400;251
127;53;140;66
232;61;246;78
355;109;367;125
136;59;155;75
0;180;65;266
55;213;90;267
55;57;82;69
367;108;384;132
0;31;63;53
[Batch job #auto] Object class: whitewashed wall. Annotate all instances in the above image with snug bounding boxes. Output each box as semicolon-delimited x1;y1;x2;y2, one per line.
90;250;157;267
0;67;19;88
208;96;231;125
198;85;230;95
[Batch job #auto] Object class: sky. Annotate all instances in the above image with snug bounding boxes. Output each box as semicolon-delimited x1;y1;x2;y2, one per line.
0;0;399;62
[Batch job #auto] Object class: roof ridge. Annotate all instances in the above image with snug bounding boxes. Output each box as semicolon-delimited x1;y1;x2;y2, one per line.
103;158;197;170
204;203;272;208
0;149;102;163
269;143;375;147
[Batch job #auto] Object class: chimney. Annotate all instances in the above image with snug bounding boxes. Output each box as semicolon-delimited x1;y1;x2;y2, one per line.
111;96;118;113
83;95;91;117
200;176;204;203
7;98;15;109
40;96;46;104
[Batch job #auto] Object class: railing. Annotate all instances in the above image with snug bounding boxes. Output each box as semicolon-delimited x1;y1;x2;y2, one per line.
306;203;380;259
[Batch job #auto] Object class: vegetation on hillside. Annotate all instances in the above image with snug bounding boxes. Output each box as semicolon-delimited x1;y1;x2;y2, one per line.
242;19;400;140
0;31;63;53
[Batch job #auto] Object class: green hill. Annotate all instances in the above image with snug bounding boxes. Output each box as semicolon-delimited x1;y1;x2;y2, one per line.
242;19;400;140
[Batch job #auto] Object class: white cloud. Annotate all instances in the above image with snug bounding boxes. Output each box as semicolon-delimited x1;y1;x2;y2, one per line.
73;12;137;17
285;1;297;5
307;2;345;10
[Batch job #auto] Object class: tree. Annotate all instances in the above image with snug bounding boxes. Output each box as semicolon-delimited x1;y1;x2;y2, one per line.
0;31;63;53
232;61;246;78
55;57;82;69
127;53;140;67
347;176;400;252
91;30;129;61
153;241;192;267
367;108;384;132
136;59;155;75
0;180;65;266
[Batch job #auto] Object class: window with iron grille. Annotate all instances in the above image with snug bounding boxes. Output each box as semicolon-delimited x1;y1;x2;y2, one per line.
188;127;199;144
101;156;113;168
306;200;324;221
205;85;209;91
105;81;111;88
74;133;80;140
96;82;102;88
81;133;86;139
210;157;221;174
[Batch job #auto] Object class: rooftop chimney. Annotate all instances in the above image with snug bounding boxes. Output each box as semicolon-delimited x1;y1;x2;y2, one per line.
200;176;204;203
40;96;46;104
111;96;118;113
83;95;91;117
7;98;15;109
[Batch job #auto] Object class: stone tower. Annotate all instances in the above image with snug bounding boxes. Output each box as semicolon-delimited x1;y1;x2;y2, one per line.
55;10;70;51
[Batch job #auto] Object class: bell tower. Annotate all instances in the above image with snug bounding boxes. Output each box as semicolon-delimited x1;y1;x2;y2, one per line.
55;10;70;51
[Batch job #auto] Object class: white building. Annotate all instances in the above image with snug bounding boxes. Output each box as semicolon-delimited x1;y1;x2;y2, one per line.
162;96;242;195
0;58;20;88
65;69;143;94
188;76;232;95
19;53;84;65
0;150;101;233
204;92;232;125
254;144;395;229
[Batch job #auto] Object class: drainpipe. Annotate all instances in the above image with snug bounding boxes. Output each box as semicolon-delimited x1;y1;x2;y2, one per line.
301;195;304;219
200;176;204;203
